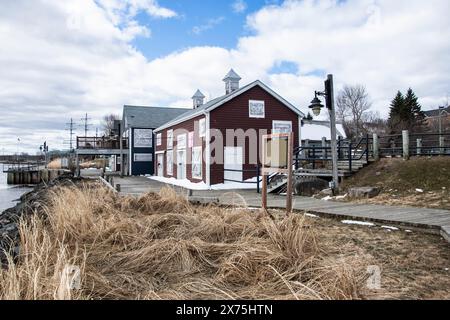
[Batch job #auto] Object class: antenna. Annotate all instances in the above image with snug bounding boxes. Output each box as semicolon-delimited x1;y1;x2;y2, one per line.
64;118;77;151
80;113;92;138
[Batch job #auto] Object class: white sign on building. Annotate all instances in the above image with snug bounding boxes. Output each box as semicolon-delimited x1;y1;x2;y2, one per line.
134;129;153;148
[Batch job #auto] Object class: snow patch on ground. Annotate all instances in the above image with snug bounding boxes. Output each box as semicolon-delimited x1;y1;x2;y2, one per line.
415;188;424;193
149;176;258;191
305;213;319;218
322;196;333;201
381;225;399;231
341;220;375;227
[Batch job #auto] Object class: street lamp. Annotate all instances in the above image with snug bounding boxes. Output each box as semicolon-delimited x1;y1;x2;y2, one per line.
308;74;339;193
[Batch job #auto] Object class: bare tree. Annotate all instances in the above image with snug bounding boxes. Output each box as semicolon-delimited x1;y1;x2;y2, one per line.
336;85;372;139
102;114;120;136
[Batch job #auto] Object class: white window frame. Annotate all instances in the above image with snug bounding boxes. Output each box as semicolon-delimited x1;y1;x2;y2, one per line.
167;129;173;149
191;146;202;180
166;150;173;176
177;133;187;150
272;120;293;134
156;133;162;146
249;100;265;119
199;118;206;137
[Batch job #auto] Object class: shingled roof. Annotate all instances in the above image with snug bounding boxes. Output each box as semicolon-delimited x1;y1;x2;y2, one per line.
154;80;304;132
424;106;450;117
122;105;189;130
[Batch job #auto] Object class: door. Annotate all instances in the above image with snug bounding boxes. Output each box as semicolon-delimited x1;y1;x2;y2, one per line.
157;154;164;177
224;147;243;183
177;150;186;180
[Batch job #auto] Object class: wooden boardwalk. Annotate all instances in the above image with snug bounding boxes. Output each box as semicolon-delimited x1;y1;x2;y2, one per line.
110;176;450;242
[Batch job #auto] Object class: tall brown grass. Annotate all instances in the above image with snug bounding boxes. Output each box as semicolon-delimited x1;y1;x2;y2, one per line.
0;185;368;300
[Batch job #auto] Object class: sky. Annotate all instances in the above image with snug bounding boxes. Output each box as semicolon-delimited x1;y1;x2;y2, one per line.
0;0;450;153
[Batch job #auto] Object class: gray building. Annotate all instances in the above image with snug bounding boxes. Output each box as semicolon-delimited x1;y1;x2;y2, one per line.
121;105;188;176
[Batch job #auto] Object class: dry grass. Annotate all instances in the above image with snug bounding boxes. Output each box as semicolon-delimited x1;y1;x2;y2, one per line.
0;184;371;300
341;158;450;209
1;184;449;300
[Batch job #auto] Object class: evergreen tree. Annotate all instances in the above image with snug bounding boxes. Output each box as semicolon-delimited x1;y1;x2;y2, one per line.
404;88;425;132
388;91;406;132
305;112;313;121
388;89;425;133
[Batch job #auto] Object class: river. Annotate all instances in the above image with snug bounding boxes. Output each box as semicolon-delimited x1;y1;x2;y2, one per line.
0;164;32;212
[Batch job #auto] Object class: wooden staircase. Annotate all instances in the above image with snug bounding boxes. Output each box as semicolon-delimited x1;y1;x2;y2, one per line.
268;136;374;194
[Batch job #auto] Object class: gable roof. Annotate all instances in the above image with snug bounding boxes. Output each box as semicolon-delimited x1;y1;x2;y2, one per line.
154;80;304;132
424;106;450;117
122;105;189;130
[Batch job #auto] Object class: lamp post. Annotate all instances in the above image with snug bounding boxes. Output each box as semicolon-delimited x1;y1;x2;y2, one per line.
308;74;339;193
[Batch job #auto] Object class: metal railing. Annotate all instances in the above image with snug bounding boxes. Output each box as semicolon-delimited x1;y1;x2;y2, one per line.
76;136;129;150
2;162;43;172
294;135;372;172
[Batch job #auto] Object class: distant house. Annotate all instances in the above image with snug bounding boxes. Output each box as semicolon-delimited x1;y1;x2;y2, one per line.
120;105;188;176
423;105;450;133
154;69;304;186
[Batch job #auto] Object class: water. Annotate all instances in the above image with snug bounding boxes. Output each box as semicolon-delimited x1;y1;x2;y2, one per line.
0;164;33;213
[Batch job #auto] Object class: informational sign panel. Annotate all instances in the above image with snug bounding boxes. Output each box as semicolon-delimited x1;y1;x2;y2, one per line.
264;137;289;168
134;129;153;148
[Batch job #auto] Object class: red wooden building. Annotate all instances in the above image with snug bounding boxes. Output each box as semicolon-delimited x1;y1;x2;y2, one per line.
154;70;304;186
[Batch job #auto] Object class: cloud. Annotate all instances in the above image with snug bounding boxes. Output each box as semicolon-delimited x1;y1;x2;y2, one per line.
1;0;450;153
192;17;225;35
232;0;248;13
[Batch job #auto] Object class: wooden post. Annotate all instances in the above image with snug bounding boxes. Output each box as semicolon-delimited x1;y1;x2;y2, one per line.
440;136;445;155
416;138;422;156
402;130;409;160
262;172;267;211
373;133;379;161
286;132;294;214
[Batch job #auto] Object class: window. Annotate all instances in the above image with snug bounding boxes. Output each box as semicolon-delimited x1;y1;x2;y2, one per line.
166;150;173;176
134;153;152;162
167;129;173;149
199;118;206;137
249;100;265;118
272;120;292;134
177;133;187;150
192;147;202;179
156;133;162;146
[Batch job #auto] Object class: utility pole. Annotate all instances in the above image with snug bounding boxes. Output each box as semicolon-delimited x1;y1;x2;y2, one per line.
65;118;76;151
81;113;91;138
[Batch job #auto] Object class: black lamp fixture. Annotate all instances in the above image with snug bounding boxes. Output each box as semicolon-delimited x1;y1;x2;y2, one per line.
308;76;333;116
309;92;325;116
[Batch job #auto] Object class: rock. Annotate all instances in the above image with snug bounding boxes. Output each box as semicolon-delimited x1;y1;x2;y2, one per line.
375;172;381;176
348;187;380;199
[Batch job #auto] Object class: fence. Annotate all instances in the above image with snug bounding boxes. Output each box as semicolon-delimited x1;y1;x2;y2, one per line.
378;132;450;158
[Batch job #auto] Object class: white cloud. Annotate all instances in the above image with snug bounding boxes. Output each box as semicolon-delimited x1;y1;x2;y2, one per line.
192;17;225;35
1;0;450;153
232;0;248;13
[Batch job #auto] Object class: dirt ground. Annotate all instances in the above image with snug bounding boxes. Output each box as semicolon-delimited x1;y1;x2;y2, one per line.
340;157;450;210
299;211;450;299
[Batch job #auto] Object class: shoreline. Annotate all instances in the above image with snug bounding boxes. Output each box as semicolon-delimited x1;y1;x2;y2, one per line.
0;173;81;266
